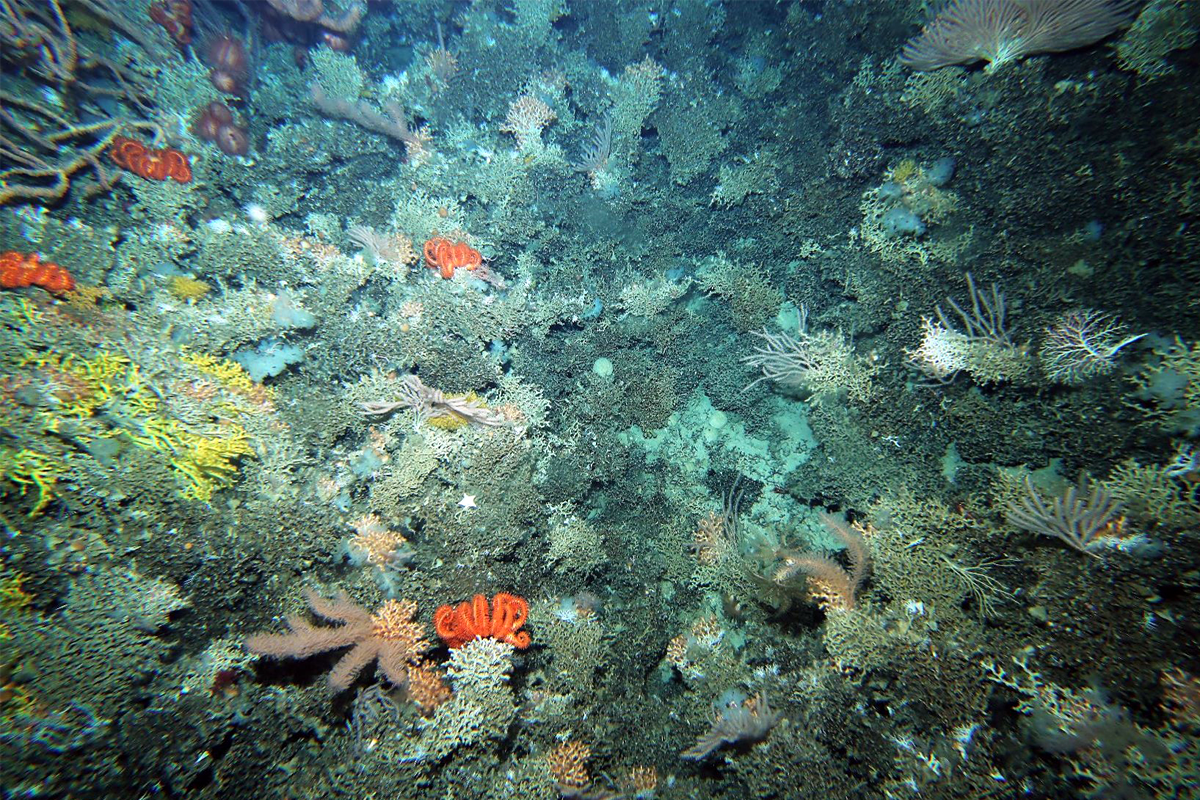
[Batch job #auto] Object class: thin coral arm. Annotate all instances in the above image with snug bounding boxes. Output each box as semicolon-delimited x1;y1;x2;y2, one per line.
492;593;530;649
434;604;461;646
327;641;381;690
244;615;360;658
501;593;528;625
467;594;491;637
376;641;414;686
423;238;441;266
492;592;526;632
304;588;372;625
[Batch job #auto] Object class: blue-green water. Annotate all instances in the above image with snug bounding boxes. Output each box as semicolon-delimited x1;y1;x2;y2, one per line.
1;1;1197;797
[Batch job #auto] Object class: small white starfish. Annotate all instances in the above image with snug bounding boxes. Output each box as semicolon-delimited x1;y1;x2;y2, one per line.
457;494;477;509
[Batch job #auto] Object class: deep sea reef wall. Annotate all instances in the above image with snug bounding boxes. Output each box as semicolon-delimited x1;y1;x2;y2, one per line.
1;1;1199;798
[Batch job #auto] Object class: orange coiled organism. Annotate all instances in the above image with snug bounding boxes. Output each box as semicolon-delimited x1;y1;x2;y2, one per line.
110;136;193;184
0;251;75;294
434;592;530;650
423;237;482;279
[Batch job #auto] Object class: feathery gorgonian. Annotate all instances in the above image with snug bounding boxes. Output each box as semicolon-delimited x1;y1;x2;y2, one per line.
1006;475;1126;557
359;374;511;428
245;589;432;691
681;692;782;760
1040;309;1145;385
900;0;1139;72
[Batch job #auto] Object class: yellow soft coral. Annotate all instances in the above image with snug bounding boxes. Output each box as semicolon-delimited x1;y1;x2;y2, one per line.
127;416;254;503
180;349;256;393
0;569;32;611
172;426;255;502
180;349;275;412
890;158;919;185
0;448;60;516
166;275;211;302
20;350;134;420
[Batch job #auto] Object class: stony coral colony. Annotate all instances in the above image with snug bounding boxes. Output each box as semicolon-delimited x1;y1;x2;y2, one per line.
1;1;1199;799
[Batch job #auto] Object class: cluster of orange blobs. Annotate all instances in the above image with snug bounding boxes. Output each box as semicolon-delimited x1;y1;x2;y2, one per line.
434;592;530;650
110;136;193;184
423;236;482;279
0;251;75;294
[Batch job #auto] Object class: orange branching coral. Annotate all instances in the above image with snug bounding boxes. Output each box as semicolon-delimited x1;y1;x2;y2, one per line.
346;513;410;570
109;136;192;183
245;590;432;691
666;615;724;677
434;592;530;650
665;634;689;668
692;511;727;565
422;237;482;279
500;94;556;149
406;660;451;714
0;251;75;294
547;739;591;790
623;765;659;797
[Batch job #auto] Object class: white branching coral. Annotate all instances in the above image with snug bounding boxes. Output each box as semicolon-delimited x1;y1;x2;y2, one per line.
618;276;690;318
416;638;518;758
500;94;556;151
743;306;878;403
907;273;1031;385
545;501;605;577
1040;309;1144;385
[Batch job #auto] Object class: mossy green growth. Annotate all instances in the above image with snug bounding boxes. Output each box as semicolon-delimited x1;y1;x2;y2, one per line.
1;296;41;328
0;568;32;645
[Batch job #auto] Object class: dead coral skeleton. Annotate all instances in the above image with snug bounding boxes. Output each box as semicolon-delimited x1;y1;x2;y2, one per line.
0;0;165;204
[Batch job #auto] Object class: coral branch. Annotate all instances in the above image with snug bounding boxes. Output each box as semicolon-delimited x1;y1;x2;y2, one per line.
1;0;164;204
308;82;431;162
